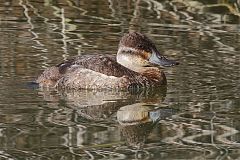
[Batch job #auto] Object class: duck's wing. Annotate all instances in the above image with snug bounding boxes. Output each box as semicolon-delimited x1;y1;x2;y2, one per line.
57;54;138;78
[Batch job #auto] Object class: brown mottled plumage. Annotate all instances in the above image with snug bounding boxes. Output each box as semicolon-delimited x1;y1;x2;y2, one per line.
36;32;178;90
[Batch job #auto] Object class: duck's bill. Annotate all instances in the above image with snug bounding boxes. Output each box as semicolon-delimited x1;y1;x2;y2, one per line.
149;51;179;67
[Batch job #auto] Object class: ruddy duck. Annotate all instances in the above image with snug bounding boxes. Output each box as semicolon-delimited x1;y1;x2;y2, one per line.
36;32;179;90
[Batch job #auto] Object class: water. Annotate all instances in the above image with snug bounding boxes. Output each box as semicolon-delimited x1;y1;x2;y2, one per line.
0;0;240;159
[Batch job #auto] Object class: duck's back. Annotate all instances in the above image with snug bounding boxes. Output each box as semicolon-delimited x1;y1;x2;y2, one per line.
59;55;137;77
36;55;145;89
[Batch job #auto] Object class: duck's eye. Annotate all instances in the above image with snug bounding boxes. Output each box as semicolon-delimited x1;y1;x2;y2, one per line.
137;44;143;48
137;44;151;52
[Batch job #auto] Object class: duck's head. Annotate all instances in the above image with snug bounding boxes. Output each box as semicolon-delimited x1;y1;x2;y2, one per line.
117;32;179;73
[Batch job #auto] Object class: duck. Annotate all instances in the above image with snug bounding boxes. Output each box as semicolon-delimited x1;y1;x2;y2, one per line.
36;32;179;90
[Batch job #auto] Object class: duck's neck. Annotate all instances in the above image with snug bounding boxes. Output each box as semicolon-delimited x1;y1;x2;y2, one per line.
142;67;166;83
116;47;166;84
116;47;166;83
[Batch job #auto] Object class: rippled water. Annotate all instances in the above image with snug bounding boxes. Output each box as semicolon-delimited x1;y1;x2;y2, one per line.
0;0;240;159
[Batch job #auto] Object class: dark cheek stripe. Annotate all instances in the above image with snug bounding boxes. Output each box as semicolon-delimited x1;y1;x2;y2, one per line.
120;48;150;61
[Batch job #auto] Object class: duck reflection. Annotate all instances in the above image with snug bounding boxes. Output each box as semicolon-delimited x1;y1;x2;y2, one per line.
56;87;168;121
117;103;173;148
38;86;174;148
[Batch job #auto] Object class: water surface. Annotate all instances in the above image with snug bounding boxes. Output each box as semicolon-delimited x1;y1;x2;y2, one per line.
0;0;240;159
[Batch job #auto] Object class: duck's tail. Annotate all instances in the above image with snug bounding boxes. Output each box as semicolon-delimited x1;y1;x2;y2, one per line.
36;66;63;88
